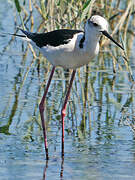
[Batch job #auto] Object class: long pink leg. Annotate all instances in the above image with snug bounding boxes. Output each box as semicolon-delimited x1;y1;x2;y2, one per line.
61;70;76;156
39;66;55;160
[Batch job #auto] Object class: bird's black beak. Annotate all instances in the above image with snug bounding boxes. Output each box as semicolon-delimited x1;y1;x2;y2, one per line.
101;30;124;50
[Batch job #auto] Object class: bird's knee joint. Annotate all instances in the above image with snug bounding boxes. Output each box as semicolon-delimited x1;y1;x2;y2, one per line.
61;109;66;117
39;103;44;113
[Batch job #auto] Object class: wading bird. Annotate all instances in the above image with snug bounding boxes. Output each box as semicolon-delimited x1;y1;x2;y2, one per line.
9;15;124;159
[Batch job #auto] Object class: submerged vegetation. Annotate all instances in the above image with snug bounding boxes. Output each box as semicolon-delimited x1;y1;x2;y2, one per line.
1;0;135;140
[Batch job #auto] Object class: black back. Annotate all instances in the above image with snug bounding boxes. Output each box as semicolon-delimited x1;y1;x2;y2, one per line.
23;29;83;48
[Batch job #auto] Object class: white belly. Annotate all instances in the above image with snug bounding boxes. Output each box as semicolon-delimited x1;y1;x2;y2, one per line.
40;47;94;69
32;32;99;69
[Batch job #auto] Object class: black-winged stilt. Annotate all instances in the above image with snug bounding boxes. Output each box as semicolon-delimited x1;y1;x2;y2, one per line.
8;15;124;159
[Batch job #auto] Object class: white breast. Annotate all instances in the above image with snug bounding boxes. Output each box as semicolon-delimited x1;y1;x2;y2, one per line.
32;32;99;69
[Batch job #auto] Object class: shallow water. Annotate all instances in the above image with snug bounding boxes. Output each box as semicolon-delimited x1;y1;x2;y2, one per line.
0;1;135;180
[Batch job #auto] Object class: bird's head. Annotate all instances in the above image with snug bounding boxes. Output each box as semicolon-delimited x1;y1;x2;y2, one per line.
86;15;124;50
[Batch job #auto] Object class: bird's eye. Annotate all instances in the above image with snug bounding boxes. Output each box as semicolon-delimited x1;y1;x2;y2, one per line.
93;22;98;27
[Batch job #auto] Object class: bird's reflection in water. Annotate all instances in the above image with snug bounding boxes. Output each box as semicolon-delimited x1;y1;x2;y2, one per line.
42;159;48;180
60;157;64;180
42;156;64;180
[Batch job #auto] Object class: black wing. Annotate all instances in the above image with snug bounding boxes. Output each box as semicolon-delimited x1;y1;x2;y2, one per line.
19;29;83;48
